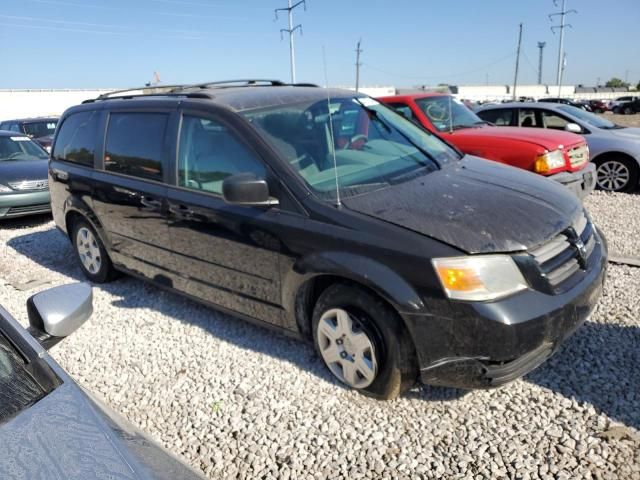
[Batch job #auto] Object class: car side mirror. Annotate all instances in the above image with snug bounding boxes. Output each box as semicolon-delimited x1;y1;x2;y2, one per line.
26;283;93;350
565;123;582;134
222;173;279;207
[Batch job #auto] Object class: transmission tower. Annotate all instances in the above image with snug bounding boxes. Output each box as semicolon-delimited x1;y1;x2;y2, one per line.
549;0;576;94
275;0;307;83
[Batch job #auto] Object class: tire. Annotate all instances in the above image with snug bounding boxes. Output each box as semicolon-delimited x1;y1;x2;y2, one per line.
623;106;633;115
71;218;117;283
595;156;639;193
312;283;417;400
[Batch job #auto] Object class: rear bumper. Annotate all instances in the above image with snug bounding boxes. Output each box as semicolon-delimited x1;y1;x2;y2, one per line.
0;191;51;218
404;228;608;389
548;163;596;200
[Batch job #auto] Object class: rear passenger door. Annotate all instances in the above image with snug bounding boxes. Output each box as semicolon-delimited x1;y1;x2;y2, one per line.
166;110;283;324
91;109;178;283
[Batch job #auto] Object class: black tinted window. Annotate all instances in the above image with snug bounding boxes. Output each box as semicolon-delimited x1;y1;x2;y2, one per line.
105;113;168;182
53;111;100;166
388;103;416;122
178;115;265;195
0;331;47;424
478;109;515;126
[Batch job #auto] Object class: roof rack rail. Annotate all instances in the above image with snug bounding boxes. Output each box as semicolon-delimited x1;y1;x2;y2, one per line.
81;79;319;103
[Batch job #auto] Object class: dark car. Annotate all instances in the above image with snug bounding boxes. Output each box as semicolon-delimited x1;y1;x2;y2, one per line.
0;283;205;479
0;117;58;152
0;131;51;219
612;98;640;115
49;80;608;399
539;98;592;111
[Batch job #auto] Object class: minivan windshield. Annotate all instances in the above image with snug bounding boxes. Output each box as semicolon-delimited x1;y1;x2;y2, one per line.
242;96;460;199
0;136;48;162
557;105;620;129
415;95;485;132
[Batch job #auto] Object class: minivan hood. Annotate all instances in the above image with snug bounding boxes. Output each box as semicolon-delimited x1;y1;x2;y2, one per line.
452;125;582;150
0;159;49;184
343;156;581;253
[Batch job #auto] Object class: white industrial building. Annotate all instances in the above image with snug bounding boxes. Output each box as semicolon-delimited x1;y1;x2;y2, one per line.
0;89;114;121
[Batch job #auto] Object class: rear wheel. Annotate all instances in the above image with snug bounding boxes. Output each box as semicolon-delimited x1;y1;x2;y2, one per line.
623;106;633;115
595;157;639;193
312;283;417;400
71;218;117;283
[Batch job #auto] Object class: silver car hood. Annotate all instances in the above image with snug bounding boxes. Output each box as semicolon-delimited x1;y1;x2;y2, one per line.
606;127;640;141
0;380;204;480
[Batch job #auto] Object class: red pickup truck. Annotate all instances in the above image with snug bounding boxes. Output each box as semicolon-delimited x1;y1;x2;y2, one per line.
379;93;596;199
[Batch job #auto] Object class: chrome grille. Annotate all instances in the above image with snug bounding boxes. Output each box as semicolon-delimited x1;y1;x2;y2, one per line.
568;144;589;168
529;211;596;289
8;179;49;191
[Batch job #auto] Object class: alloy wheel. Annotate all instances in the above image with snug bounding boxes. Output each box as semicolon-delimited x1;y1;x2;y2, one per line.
76;227;102;274
596;160;631;191
316;308;378;389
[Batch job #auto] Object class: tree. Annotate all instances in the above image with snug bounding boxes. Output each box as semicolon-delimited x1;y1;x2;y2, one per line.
605;77;630;88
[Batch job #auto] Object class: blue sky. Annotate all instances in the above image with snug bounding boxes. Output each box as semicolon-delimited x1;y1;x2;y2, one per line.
1;0;638;89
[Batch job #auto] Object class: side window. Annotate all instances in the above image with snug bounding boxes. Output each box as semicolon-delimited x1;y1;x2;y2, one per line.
541;111;570;130
388;103;416;122
52;111;100;166
478;109;515;126
519;109;538;128
10;124;21;133
105;113;168;182
178;115;266;195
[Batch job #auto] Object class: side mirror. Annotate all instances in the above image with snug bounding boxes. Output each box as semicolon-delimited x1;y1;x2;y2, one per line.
565;123;582;134
26;283;93;350
222;173;279;207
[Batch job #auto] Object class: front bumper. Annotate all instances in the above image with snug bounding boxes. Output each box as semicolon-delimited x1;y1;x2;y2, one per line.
0;191;51;219
548;162;596;200
405;229;608;389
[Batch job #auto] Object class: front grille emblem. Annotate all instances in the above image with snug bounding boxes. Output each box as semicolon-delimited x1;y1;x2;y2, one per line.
566;227;587;269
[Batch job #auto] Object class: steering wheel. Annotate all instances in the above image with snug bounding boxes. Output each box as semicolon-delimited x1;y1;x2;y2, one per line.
343;134;368;150
425;103;450;122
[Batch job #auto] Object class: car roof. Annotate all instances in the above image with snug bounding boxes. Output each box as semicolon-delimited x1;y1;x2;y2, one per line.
0;130;30;137
82;81;363;113
0;117;59;123
381;92;449;100
479;102;569;111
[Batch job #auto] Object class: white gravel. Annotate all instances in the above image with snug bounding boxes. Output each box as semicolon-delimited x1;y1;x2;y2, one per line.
1;192;639;480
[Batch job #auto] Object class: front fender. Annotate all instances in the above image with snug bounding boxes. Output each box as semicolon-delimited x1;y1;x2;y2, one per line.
282;251;426;318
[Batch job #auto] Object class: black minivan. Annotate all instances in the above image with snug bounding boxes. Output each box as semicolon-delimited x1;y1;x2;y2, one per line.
49;80;607;399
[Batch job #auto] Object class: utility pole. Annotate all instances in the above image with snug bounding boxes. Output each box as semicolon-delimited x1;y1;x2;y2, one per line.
512;23;523;100
549;0;576;95
558;52;567;96
275;0;306;84
537;42;546;85
355;39;363;92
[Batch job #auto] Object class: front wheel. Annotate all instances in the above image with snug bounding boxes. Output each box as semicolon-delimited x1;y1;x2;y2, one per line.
72;219;117;282
312;284;417;400
595;157;639;193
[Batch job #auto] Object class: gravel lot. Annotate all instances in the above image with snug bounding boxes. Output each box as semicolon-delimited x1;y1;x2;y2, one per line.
1;191;639;479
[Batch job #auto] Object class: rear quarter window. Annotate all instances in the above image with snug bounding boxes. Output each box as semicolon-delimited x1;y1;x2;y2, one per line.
53;111;101;167
105;113;169;182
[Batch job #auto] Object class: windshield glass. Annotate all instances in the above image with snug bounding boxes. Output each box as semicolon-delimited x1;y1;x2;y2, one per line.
415;96;484;132
22;120;57;138
242;96;460;199
557;105;617;129
0;331;47;424
0;136;48;161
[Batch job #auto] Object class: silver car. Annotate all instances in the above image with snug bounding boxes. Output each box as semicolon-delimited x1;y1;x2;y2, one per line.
477;102;640;192
0;283;205;480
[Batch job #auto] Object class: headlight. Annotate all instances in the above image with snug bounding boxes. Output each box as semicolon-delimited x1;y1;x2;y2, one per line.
534;149;566;173
0;184;13;193
432;255;528;301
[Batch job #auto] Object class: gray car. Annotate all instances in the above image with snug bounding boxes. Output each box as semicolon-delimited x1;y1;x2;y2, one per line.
0;283;205;480
477;102;640;192
0;131;51;218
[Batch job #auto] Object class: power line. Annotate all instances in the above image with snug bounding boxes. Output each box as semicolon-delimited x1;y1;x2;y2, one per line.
275;0;306;83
